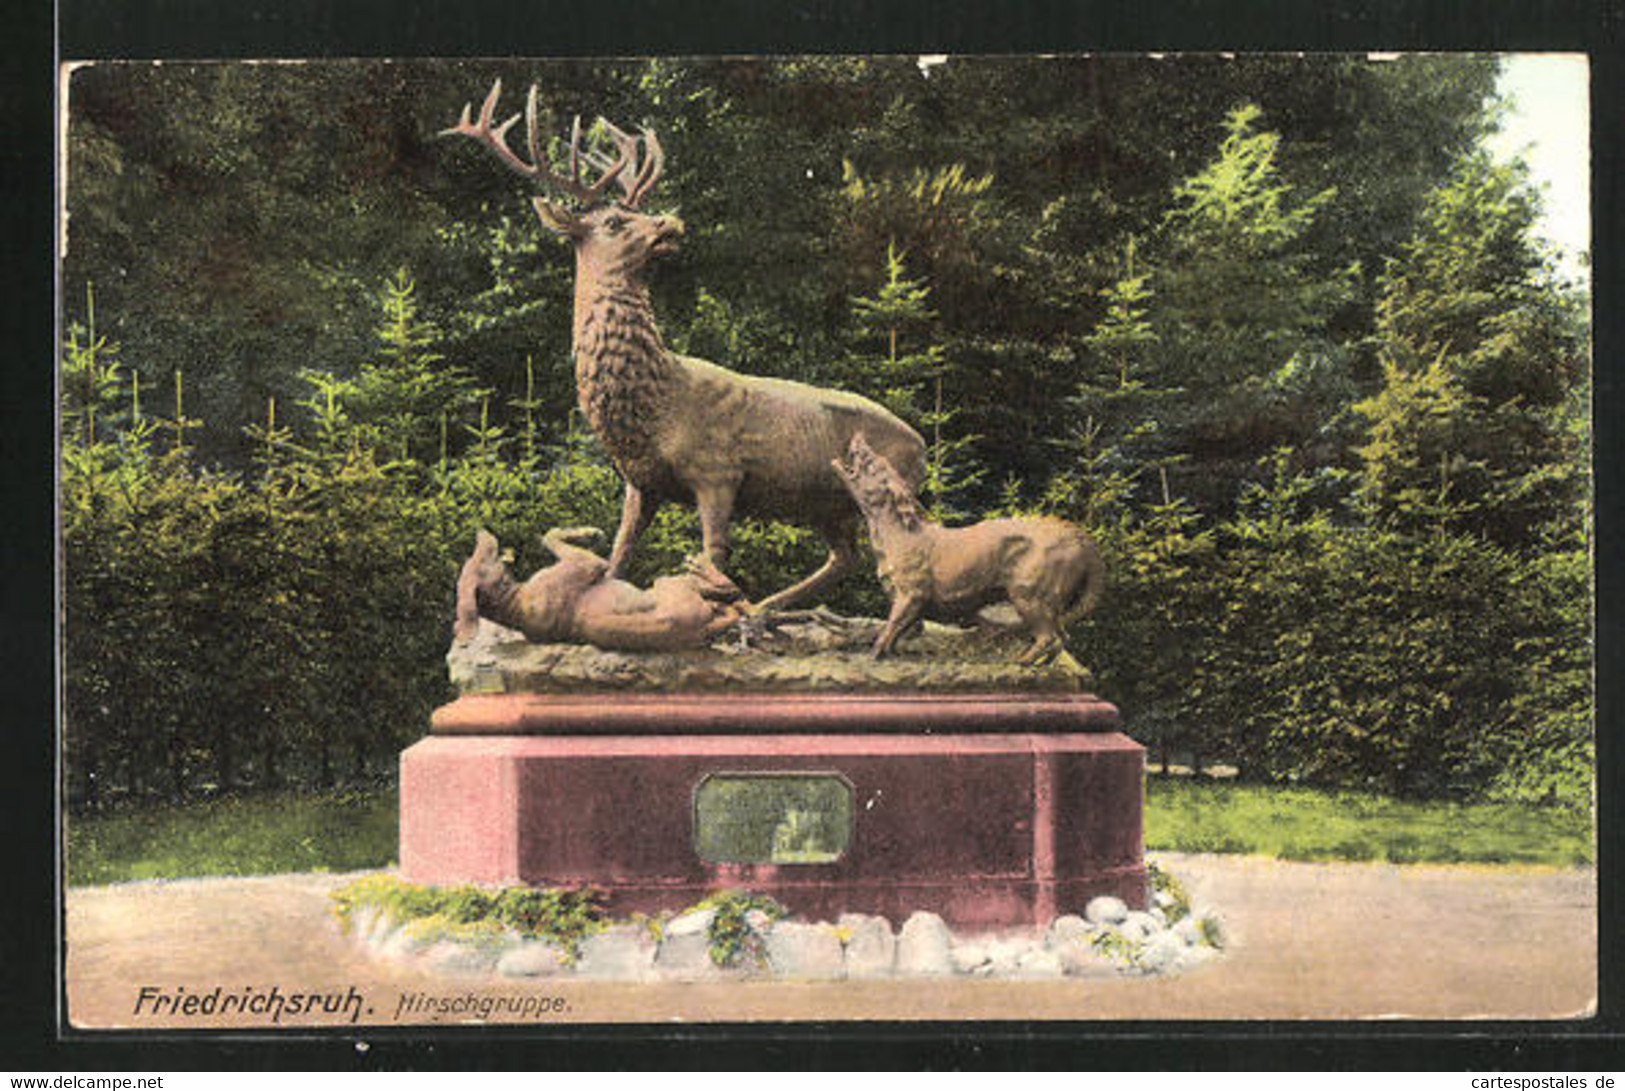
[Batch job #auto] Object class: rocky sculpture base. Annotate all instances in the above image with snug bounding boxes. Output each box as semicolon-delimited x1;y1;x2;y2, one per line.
447;613;1096;696
402;680;1146;930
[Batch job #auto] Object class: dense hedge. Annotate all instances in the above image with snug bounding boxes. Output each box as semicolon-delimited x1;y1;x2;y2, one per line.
1079;481;1591;805
61;435;881;807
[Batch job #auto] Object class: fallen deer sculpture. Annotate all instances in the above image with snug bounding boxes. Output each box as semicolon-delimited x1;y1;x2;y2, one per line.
832;434;1106;663
454;527;748;652
444;80;926;611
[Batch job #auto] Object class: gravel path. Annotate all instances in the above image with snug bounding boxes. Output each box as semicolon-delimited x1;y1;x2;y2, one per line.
65;854;1595;1028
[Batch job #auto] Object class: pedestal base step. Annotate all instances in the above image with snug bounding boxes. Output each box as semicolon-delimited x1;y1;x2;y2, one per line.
431;691;1121;735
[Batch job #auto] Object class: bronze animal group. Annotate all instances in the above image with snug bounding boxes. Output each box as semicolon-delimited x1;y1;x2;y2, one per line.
833;434;1106;664
446;81;1105;664
455;527;748;652
446;81;926;611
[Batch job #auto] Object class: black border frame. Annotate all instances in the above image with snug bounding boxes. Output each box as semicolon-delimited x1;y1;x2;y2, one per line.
9;0;1622;1071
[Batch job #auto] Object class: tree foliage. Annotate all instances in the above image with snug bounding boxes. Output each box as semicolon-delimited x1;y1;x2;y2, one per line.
61;55;1590;811
1355;153;1588;547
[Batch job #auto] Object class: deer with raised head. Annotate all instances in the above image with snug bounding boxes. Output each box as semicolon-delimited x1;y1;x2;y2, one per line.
444;80;927;611
832;433;1105;664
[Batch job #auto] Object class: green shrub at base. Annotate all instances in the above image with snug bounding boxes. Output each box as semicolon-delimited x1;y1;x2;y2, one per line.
1146;859;1192;924
696;889;789;968
330;874;607;962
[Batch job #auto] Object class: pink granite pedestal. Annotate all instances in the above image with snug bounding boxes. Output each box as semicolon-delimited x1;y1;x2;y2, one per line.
400;692;1145;930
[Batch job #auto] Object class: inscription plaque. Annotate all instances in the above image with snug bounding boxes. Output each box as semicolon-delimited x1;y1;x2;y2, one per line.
694;773;854;865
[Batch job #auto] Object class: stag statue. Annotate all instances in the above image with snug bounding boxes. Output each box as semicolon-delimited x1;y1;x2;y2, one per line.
445;81;927;611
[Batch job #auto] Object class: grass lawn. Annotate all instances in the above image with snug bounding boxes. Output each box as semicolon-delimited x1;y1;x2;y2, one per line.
65;779;1593;886
66;787;399;887
1145;777;1593;867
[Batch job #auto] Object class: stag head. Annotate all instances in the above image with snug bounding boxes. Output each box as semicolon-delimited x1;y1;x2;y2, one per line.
444;80;682;273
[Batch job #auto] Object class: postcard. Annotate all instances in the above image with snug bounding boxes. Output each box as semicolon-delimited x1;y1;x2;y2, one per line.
58;53;1595;1030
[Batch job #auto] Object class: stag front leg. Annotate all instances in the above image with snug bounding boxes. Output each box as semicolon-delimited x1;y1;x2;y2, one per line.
691;479;739;583
606;481;656;579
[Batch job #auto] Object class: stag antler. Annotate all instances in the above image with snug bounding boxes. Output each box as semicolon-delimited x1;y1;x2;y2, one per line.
584;118;666;209
442;79;630;206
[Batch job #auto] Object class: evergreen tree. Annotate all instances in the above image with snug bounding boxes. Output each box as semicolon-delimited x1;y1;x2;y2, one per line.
847;241;982;520
847;239;940;419
1354;153;1587;548
1063;239;1183;518
346;268;481;472
1148;103;1356;510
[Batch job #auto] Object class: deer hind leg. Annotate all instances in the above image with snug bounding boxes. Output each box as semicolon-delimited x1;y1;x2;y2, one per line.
541;527;611;579
752;517;857;613
606;481;656;579
1011;594;1065;665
